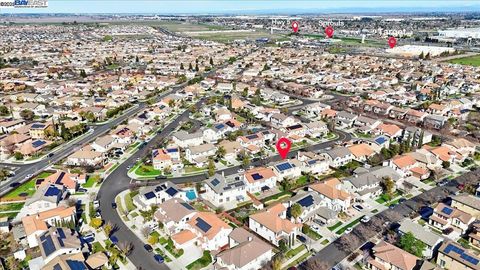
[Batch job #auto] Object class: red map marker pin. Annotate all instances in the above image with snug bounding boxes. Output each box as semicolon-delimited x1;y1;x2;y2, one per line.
325;25;334;38
276;137;292;160
388;36;397;48
291;21;299;33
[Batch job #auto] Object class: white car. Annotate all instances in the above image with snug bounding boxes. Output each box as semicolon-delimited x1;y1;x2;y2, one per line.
237;168;245;173
344;227;353;234
93;200;100;209
361;215;371;223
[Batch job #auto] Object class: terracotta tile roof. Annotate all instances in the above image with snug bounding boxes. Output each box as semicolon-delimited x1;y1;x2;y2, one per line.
188;212;230;240
244;167;276;184
372;241;420;270
378;124;402;137
172;229;196;245
309;178;351;201
392;155;416;169
348;144;374;159
22;206;76;236
249;203;301;234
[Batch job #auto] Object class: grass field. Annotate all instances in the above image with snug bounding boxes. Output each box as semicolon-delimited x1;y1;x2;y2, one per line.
191;30;289;43
303;34;385;47
448;55;480;66
0;202;24;212
186;251;212;270
2;171;53;199
134;164;161;176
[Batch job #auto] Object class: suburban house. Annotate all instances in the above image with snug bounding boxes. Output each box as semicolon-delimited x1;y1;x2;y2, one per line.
451;195;480;219
22;185;66;218
322;147;354;168
437;241;480;270
285;191;324;223
343;166;400;200
297;151;329;175
398;219;444;259
249;203;301;247
185;143;216;167
202;173;248;209
185;212;232;251
243;167;278;194
429;203;475;234
38;171;86;194
272;160;302;179
367;241;421;270
214;228;273;270
172;130;204;148
309;178;352;212
348;143;375;162
36;227;82;265
66;149;105;167
154;198;197;235
132;181;183;210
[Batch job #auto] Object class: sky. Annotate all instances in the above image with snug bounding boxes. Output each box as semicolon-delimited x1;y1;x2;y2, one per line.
1;1;480;14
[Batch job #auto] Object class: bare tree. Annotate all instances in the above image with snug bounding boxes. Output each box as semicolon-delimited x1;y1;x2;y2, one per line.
118;241;134;256
335;234;361;253
303;257;330;270
141;226;152;238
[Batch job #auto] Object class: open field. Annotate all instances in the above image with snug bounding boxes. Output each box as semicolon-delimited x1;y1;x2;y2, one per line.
448;55;480;66
190;29;289;43
303;34;385;47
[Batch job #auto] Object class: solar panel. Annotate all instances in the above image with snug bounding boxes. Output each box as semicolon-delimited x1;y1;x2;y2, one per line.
41;235;56;256
165;187;178;197
225;121;235;127
181;203;194;210
57;228;66;239
144;191;156;200
276;162;293;172
307;160;317;165
196;218;212;233
211;179;220;186
53;264;62;270
215;124;225;130
298;195;314;207
45;186;61;196
167;148;178;153
287;124;302;130
31;123;45;129
66;260;87;270
444;243;480;265
246;134;258;140
56;172;66;184
375;136;387;144
32;140;47;148
251;173;263;181
441;207;453;215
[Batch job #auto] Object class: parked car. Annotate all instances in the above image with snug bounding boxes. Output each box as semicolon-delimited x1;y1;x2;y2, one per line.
93;200;100;209
296;235;307;243
237;168;245;173
388;204;397;209
344;227;353;234
154;254;164;263
155;175;167;180
78;188;87;193
352;204;364;211
9;182;20;188
110;235;119;244
443;227;454;235
111;202;117;209
361;215;371;223
144;244;153;252
398;198;407;204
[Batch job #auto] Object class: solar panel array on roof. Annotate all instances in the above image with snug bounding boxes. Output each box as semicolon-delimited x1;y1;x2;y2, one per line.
444;243;480;265
166;148;178;153
211;179;220;186
31;123;46;129
144;191;156;200
225;121;235;128
165;187;178;197
55;172;66;184
307;159;317;165
66;260;87;270
155;184;167;192
41;234;56;256
251;173;263;181
215;124;225;130
181;202;194;210
246;134;258;140
276;162;293;171
441;207;453;215
196;217;212;233
45;186;61;197
57;228;66;239
298;195;314;207
32;140;47;148
286;124;302;130
53;264;63;270
375;136;387;145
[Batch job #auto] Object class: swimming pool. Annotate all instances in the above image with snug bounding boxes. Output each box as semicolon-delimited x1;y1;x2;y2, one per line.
185;189;197;200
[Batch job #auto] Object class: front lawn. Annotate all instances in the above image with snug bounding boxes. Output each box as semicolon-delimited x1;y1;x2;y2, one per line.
186;251;212;270
285;245;306;259
135;164;161;176
0;202;24;212
124;192;136;212
82;174;101;188
336;217;363;235
328;221;343;231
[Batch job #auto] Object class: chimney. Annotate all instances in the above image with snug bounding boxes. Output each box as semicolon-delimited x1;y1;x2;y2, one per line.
247;236;253;242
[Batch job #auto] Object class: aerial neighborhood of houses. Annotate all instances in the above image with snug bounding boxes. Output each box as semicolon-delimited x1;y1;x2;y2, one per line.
1;10;480;270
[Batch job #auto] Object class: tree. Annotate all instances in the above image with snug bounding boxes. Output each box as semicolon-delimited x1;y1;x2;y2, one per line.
278;239;288;253
141;226;152;238
180;63;184;70
215;146;226;160
118;241;134;256
209;57;214;66
90;218;102;229
148;234;159;245
168;99;175;108
242;87;248;97
103;221;113;236
188;63;193;70
381;176;395;196
442;160;450;169
20;109;34;120
80;69;87;78
242;154;250;167
290;203;303;221
208;159;215;177
13;152;23;160
419;51;425;59
280;177;293;191
399;232;426;257
0;105;9;116
163;166;172;175
417;130;424;148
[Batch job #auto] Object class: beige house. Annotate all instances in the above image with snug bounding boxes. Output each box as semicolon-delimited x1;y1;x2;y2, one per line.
367;241;420;270
437;241;480;270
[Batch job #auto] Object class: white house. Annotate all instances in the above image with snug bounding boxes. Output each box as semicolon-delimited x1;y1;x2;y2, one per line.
243;167;278;194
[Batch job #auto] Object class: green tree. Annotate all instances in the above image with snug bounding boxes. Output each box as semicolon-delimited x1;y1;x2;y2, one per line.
381;176;395;196
290;203;303;221
242;154;250;167
242;87;248;97
188;63;193;70
148;234;159;245
208;159;215;177
216;146;226;160
417;130;424;148
442;161;450;169
180;63;184;70
20;109;34;120
14;152;23;160
399;232;426;257
0;105;9;116
278;239;288;253
90;218;102;229
103;221;113;236
80;69;87;78
209;57;214;66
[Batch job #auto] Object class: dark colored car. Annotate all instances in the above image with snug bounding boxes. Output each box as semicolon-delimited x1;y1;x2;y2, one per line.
154;254;164;263
9;182;20;188
144;244;153;252
398;198;407;203
443;227;454;235
388;204;397;209
155;175;167;180
48;153;54;157
110;235;119;244
111;202;117;209
296;235;307;243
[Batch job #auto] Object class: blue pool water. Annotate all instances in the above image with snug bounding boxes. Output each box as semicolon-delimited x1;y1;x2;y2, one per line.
186;189;197;200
